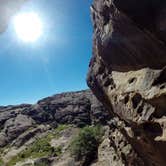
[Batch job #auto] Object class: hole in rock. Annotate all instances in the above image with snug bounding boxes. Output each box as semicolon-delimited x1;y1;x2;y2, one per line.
153;68;166;86
160;85;165;89
110;86;114;90
124;95;129;104
143;122;162;137
113;156;117;161
121;152;126;162
128;77;137;84
132;93;142;109
103;78;112;87
137;105;143;114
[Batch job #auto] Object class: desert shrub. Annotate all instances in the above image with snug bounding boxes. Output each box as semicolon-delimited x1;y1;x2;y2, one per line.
8;138;62;166
70;125;103;165
54;124;70;134
7;125;69;165
53;146;62;156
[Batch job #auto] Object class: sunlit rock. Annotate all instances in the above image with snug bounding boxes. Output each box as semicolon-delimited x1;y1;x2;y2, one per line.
88;0;166;165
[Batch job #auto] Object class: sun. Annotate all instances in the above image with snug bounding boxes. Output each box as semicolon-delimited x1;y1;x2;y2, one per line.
13;12;43;42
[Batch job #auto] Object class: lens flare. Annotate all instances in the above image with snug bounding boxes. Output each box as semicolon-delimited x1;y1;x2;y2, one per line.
13;12;43;42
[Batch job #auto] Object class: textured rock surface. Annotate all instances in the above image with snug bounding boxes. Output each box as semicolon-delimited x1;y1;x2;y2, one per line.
0;90;110;148
89;0;166;72
88;0;166;165
0;90;112;166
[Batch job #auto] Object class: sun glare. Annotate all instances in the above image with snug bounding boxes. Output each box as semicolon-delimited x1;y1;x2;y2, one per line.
13;12;43;42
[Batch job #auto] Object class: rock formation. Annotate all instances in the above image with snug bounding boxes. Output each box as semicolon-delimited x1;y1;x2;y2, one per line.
0;90;110;148
87;0;166;165
0;90;112;165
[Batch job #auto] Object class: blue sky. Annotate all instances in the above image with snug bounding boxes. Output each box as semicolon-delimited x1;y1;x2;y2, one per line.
0;0;93;105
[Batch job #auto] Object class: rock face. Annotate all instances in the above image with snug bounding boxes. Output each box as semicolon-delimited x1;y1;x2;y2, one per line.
0;90;110;148
87;0;166;165
0;90;112;166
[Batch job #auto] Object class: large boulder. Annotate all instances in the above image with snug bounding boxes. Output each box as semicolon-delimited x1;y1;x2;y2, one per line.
0;114;34;147
87;0;166;165
0;104;31;127
22;90;111;127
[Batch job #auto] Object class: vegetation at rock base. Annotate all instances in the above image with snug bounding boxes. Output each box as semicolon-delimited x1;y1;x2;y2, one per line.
55;124;70;135
70;125;103;165
7;138;62;166
7;124;69;166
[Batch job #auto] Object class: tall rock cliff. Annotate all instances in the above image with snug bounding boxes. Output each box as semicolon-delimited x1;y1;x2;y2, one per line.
87;0;166;165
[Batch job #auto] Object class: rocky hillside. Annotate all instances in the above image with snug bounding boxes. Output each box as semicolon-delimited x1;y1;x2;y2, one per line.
0;90;111;166
88;0;166;165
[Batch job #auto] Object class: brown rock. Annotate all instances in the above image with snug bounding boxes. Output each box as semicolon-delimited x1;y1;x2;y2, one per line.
0;90;111;147
90;0;166;72
88;0;166;165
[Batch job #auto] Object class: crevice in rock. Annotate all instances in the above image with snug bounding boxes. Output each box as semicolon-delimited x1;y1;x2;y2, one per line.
152;107;166;119
137;105;143;114
128;77;137;84
160;85;165;89
152;67;166;86
142;122;162;138
147;95;166;118
101;5;110;25
131;93;142;109
124;95;129;104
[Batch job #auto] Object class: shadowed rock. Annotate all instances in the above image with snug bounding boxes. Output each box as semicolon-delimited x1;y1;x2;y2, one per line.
88;0;166;165
90;0;166;72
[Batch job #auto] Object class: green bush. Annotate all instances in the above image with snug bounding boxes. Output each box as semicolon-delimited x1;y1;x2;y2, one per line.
7;137;62;166
7;125;70;165
53;146;62;156
70;125;103;164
